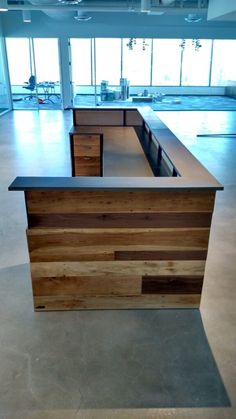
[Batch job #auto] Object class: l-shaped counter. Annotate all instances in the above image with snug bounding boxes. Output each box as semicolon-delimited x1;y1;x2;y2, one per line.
9;106;223;311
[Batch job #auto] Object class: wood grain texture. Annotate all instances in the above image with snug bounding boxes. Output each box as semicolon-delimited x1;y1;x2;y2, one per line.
27;245;207;263
74;156;101;176
71;133;103;177
73;142;101;157
34;294;201;310
25;190;215;214
30;260;205;278
32;276;141;296
115;250;208;261
142;275;203;294
27;228;210;249
27;211;212;229
28;245;115;262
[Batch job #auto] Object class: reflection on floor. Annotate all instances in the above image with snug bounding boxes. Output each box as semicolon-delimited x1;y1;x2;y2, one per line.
0;108;8;114
74;94;236;111
12;94;62;110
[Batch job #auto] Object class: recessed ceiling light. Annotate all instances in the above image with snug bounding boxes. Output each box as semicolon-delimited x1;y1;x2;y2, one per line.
22;10;31;23
58;0;82;4
74;11;91;21
185;14;202;23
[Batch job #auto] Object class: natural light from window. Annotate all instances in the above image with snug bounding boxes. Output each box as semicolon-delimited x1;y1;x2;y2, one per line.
152;39;181;86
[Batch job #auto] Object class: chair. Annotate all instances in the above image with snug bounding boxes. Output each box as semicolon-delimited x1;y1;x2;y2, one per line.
23;75;36;100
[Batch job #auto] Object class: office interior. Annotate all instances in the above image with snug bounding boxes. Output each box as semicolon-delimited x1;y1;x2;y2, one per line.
0;0;236;418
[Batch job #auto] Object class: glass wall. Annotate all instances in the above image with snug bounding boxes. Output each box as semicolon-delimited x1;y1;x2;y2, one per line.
70;38;92;86
70;38;94;106
152;39;181;86
0;37;10;115
122;38;152;85
95;38;121;85
69;37;236;106
181;39;212;86
211;40;236;86
6;37;61;110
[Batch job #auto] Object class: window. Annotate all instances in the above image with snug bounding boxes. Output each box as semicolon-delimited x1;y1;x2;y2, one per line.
33;38;60;84
6;38;32;85
70;38;92;85
152;39;181;86
181;39;212;86
122;38;152;85
211;40;236;86
95;38;121;85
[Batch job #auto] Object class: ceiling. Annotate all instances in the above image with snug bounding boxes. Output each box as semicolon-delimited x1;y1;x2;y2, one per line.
3;0;236;22
5;0;210;14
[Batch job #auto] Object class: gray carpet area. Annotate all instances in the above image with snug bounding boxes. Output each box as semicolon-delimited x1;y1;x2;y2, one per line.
74;94;236;111
11;94;236;111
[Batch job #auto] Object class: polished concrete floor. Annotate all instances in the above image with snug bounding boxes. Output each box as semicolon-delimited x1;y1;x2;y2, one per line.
0;109;236;419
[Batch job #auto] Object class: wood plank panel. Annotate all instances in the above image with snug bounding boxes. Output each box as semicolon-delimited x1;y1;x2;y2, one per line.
71;133;103;177
142;275;203;294
74;110;124;126
28;246;115;262
32;276;141;296
74;156;101;177
34;294;201;310
73;143;101;157
27;228;210;249
30;260;205;278
28;246;208;263
27;211;212;229
115;250;208;261
26;190;215;214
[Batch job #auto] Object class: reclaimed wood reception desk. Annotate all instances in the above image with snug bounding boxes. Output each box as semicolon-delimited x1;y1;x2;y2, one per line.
9;107;223;311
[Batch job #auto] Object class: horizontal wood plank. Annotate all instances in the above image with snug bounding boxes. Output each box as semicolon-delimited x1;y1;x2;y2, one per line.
32;276;141;296
30;260;205;278
142;275;203;294
73;144;101;157
27;228;210;249
28;246;115;262
34;294;201;310
25;190;215;214
27;212;212;229
115;250;208;261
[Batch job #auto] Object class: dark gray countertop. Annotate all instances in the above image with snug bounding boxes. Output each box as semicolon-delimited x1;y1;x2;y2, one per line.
8;106;223;192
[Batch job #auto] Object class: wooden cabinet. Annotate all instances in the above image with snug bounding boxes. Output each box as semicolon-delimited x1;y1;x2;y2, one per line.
70;133;103;176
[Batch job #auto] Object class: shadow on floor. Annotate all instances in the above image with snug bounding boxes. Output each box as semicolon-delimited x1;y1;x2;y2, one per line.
0;263;231;410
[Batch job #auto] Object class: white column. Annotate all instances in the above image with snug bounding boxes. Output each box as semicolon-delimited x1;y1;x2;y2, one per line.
59;37;73;109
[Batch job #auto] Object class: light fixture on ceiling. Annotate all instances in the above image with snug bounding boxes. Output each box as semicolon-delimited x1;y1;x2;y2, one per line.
74;11;92;21
185;13;202;23
126;38;149;51
22;10;31;23
58;0;82;4
180;38;202;52
0;0;8;12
